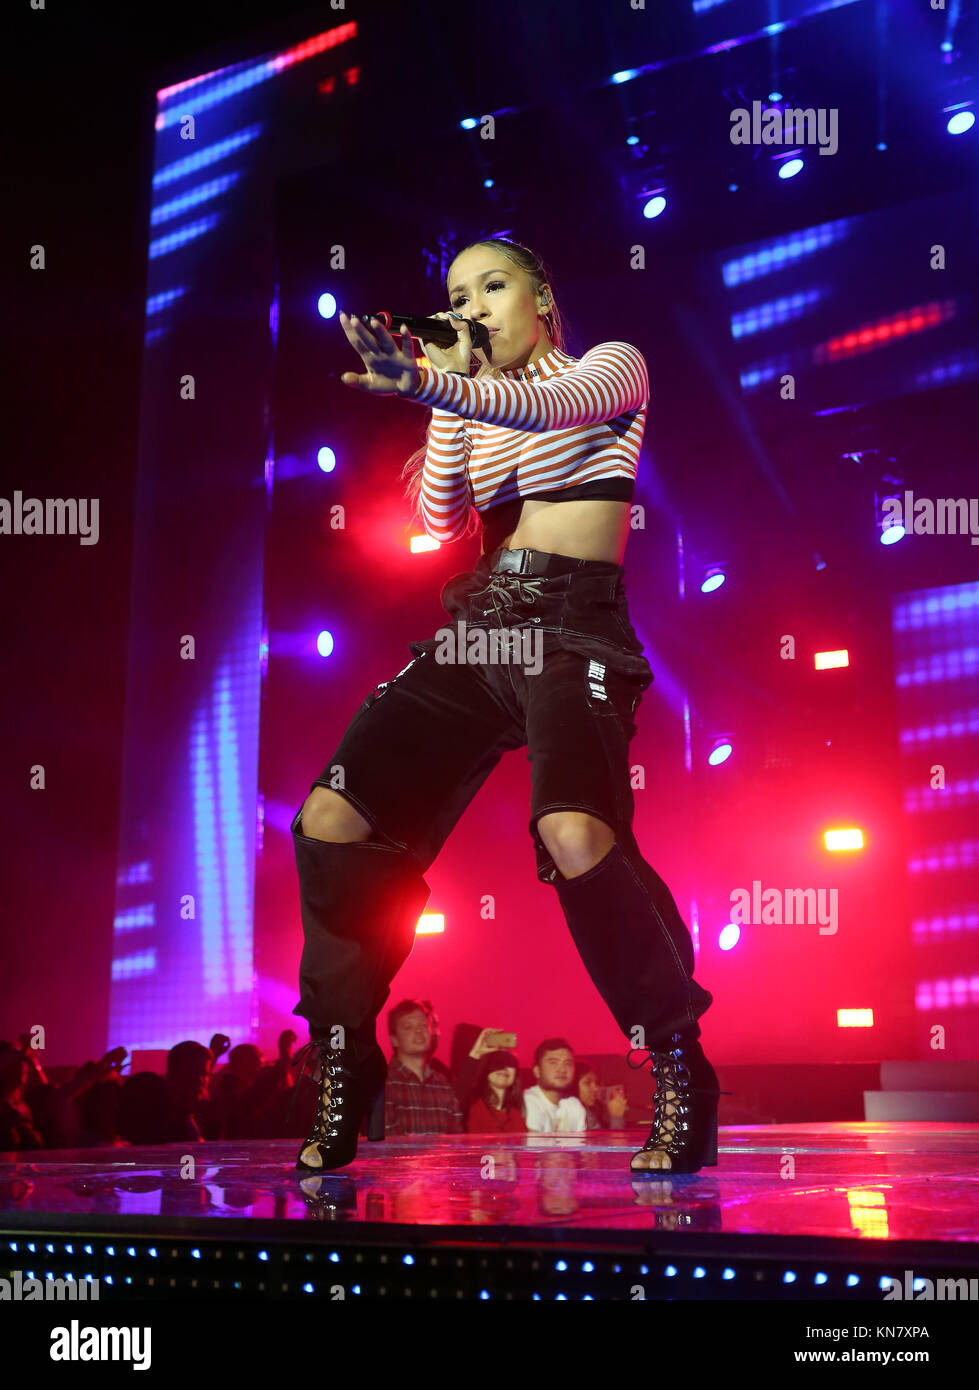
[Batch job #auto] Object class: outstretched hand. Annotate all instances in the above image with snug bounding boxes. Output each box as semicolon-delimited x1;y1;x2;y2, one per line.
340;313;420;397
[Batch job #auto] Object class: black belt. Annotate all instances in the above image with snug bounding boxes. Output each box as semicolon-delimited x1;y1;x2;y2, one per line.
487;547;617;577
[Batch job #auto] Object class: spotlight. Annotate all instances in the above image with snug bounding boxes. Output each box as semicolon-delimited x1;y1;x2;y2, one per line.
626;135;640;146
708;740;733;766
947;109;975;135
701;568;726;593
612;69;639;84
317;293;337;319
778;157;804;179
719;923;740;951
881;522;905;545
483;178;494;188
316;631;335;658
768;90;783;103
317;447;336;473
642;194;666;219
460;117;478;129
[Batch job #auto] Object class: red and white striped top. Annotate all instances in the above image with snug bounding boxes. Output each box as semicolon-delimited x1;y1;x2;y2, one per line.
411;341;648;542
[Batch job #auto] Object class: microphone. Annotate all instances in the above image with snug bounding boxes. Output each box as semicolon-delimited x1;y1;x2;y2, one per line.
360;311;490;352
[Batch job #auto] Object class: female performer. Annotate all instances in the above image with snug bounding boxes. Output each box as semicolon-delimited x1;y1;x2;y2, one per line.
288;237;720;1176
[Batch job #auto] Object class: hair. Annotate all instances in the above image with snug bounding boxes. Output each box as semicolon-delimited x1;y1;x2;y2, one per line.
473;1049;523;1112
400;237;573;538
533;1036;575;1069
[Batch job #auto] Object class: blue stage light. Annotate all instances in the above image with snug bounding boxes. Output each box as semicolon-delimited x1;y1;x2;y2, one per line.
643;195;666;219
701;569;725;592
627;135;640;146
317;293;337;319
768;90;783;102
876;141;887;151
317;447;336;473
612;69;638;84
947;110;975;134
483;178;494;188
778;157;804;179
728;182;738;192
316;631;335;658
881;523;905;545
708;741;733;766
460;117;477;129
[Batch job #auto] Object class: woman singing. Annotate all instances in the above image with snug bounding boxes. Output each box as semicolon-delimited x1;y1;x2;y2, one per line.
288;237;720;1175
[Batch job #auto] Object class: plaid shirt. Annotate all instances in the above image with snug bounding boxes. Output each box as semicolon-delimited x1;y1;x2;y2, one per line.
384;1056;464;1135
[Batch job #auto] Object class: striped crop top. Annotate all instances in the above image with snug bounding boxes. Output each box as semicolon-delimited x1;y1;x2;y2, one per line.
409;340;648;545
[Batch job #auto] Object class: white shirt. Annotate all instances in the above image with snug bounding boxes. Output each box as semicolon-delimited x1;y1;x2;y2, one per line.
522;1085;588;1133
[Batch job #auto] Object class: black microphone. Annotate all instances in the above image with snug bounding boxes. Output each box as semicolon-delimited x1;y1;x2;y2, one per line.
361;311;490;351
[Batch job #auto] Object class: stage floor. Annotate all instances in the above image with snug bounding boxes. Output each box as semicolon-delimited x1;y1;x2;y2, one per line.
2;1122;978;1241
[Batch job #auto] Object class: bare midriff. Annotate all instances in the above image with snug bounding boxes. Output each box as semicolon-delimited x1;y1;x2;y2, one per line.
490;498;632;565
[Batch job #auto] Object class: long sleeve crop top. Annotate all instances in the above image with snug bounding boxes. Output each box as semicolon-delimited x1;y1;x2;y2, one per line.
410;340;648;544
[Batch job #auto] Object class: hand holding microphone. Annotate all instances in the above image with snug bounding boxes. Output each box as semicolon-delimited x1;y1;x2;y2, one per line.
419;311;475;374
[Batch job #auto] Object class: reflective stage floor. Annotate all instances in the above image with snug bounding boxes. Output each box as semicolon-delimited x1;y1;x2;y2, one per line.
3;1123;978;1299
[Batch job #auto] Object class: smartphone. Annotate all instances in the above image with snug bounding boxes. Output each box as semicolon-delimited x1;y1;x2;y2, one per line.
484;1030;517;1050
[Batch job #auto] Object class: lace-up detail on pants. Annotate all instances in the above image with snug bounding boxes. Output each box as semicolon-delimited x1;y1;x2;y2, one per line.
471;573;547;625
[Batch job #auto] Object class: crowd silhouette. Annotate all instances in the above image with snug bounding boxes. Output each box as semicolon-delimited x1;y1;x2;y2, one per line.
0;999;628;1153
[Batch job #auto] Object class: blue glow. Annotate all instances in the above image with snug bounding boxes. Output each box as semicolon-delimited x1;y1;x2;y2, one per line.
483;178;494;188
765;22;787;35
947;110;975;135
153;127;263;189
701;569;725;592
612;69;639;84
627;135;640;146
881;524;905;545
148;214;220;260
317;447;336;473
768;90;783;103
146;288;186;316
460;117;478;129
317;630;335;658
896;650;979;688
664;1265;677;1276
189;660;252;1002
730;288;821;337
728;182;738;192
114;905;155;932
784;1270;797;1283
876;141;888;151
693;1266;706;1278
709;742;733;766
403;1254;414;1265
643;195;666;219
778;157;804;179
739;356;792;391
111;951;156;980
317;293;337;319
722;1268;736;1279
722;218;851;286
151;173;240;225
719;923;740;951
941;40;954;53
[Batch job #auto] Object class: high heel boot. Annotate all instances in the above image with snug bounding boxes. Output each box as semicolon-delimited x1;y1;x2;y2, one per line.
627;1031;730;1174
289;812;431;1172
